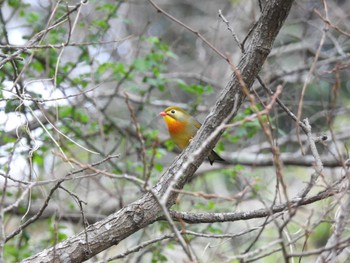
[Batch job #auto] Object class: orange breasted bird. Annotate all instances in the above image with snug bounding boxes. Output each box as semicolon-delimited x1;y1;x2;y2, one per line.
159;106;225;165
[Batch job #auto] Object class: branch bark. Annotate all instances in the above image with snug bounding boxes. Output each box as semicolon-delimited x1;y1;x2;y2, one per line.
166;187;336;224
21;0;295;262
222;152;343;167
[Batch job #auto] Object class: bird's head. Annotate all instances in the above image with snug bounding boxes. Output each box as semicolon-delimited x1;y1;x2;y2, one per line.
159;106;190;123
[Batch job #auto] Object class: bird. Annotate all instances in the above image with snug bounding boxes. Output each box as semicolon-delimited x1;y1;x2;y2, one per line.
159;106;225;165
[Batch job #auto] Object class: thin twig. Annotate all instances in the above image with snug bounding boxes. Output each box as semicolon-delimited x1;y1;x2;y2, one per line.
124;93;148;180
296;0;329;154
218;10;244;52
5;179;64;242
147;0;229;62
59;186;91;254
149;189;197;262
257;76;308;134
103;233;175;261
314;8;350;38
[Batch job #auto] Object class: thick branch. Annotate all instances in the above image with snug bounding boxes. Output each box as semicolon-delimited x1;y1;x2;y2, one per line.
166;187;336;224
222;152;343;167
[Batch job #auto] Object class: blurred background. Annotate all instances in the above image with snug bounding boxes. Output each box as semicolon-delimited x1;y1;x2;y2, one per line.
1;0;350;262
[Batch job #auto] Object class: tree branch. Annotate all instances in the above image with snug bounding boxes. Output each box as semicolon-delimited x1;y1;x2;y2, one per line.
165;187;336;224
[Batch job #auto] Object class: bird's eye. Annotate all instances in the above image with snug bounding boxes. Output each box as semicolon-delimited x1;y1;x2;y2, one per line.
171;110;175;114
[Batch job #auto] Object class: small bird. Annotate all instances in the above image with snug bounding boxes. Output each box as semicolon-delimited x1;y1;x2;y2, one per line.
159;106;225;165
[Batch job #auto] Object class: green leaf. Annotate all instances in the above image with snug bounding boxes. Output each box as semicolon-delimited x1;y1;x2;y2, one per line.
57;232;68;242
32;60;44;72
96;3;117;12
177;81;212;95
32;153;44;168
164;139;175;151
207;225;223;234
92;19;108;30
26;12;39;23
207;200;215;210
113;62;126;75
8;0;21;7
154;163;163;172
58;106;73;119
310;222;331;247
133;58;148;71
5;100;21;113
147;36;160;44
79;113;89;124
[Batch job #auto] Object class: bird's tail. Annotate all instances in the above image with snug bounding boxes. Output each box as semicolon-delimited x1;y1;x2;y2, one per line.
208;150;225;165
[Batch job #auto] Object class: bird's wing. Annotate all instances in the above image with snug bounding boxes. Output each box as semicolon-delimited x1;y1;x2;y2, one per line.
192;117;202;130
